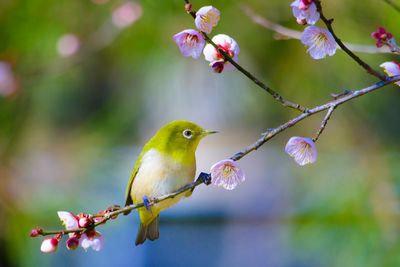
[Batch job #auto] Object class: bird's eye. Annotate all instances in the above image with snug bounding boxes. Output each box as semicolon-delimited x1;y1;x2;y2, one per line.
182;129;193;139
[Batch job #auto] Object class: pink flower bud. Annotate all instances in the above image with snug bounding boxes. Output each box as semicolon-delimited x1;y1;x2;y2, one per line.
291;0;319;25
78;217;92;228
40;238;59;253
211;60;224;73
371;27;394;48
66;236;80;250
296;18;307;25
185;3;192;13
299;0;313;10
30;227;43;237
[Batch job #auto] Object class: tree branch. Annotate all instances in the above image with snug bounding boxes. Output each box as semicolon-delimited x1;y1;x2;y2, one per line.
184;0;308;113
384;0;400;13
313;106;336;142
34;75;400;238
230;75;400;161
240;4;392;54
314;0;387;81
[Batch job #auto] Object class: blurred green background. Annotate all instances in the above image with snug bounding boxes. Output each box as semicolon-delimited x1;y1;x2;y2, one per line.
0;0;400;266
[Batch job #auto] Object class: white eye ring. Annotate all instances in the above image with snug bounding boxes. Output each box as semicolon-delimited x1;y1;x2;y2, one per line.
182;129;193;139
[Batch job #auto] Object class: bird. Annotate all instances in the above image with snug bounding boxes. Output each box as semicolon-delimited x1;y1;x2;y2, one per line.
124;120;217;245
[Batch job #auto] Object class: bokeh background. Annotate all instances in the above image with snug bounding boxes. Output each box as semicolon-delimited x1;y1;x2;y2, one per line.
1;0;399;266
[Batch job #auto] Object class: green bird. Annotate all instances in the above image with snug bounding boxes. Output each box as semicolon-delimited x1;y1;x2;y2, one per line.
124;120;217;245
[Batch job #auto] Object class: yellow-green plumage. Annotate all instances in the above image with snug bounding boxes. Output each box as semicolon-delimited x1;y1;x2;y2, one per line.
124;120;216;245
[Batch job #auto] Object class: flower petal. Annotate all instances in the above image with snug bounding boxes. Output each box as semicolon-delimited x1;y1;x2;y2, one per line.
173;29;205;59
285;136;317;166
301;26;337;60
203;34;240;73
40;238;58;253
57;211;79;230
291;0;320;25
210;159;245;190
380;62;400;86
80;232;104;251
195;6;220;34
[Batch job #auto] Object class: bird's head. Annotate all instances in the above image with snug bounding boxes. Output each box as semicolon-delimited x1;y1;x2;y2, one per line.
150;120;217;161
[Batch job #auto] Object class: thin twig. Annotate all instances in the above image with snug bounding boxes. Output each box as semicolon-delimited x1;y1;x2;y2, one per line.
313;106;336;142
38;179;203;236
184;0;307;113
384;0;400;13
230;75;400;161
35;75;400;237
240;5;392;54
314;0;387;81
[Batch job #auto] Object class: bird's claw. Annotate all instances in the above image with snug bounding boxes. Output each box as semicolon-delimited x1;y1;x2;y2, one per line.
142;195;152;213
197;172;212;185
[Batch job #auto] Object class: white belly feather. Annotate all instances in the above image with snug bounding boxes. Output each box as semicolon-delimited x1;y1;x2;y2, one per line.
130;149;194;212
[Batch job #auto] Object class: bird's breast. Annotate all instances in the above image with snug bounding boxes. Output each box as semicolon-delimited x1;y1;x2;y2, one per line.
131;149;195;203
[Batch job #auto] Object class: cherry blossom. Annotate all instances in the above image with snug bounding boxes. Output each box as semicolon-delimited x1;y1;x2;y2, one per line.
380;61;400;86
173;29;205;59
203;34;240;73
301;26;337;59
195;6;220;34
285;136;317;166
210;159;245;190
291;0;319;25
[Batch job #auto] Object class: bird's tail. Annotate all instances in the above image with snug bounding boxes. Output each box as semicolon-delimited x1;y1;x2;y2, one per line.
135;215;160;246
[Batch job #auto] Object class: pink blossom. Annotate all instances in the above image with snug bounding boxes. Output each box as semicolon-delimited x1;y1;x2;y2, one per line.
57;211;103;251
57;34;80;57
210;159;245;190
291;0;319;25
0;62;17;97
203;34;240;73
380;61;400;86
30;227;43;237
301;26;337;59
66;235;80;250
371;27;394;48
80;231;104;251
173;29;205;59
285;137;317;166
40;238;59;253
112;2;142;29
58;211;79;230
195;6;220;34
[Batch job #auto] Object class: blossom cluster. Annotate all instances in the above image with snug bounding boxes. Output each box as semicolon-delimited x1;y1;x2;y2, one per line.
31;206;119;253
173;6;239;73
291;0;337;60
370;27;400;85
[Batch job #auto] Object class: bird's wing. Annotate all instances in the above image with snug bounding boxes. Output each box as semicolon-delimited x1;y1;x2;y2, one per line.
123;150;144;215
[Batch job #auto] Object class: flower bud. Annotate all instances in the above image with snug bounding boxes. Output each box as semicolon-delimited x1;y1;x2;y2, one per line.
184;3;192;13
40;238;59;253
30;227;43;237
66;236;80;250
211;61;225;73
78;217;92;228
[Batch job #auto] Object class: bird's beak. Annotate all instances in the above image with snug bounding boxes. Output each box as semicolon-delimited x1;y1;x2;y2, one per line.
202;129;218;136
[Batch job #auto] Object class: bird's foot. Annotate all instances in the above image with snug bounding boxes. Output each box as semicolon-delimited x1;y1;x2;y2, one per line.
197;172;212;185
142;195;152;213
